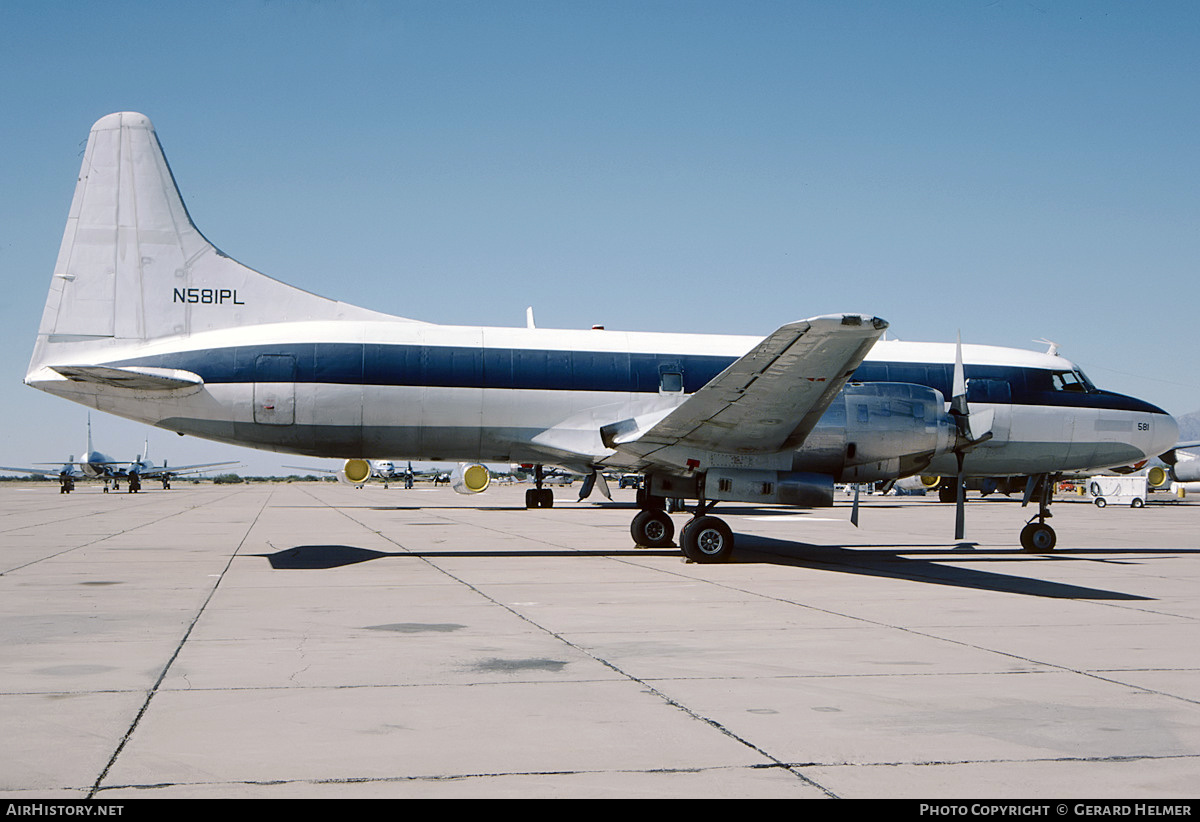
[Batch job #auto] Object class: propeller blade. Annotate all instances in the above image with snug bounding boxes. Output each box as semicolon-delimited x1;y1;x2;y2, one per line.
577;470;613;502
954;453;966;541
950;332;994;446
951;331;968;418
1021;474;1039;507
851;483;860;527
577;472;597;501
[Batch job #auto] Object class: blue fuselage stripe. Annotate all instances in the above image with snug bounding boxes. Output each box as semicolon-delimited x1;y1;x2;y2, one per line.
113;343;1168;415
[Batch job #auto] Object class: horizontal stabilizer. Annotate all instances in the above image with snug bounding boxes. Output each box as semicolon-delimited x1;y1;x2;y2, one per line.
49;365;203;391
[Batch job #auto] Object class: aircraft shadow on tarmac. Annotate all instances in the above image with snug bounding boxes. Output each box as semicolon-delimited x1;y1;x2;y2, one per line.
252;538;1199;600
258;544;677;569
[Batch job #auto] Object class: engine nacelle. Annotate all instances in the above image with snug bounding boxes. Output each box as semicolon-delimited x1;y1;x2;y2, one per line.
451;463;491;495
1172;482;1200;498
1147;465;1170;489
1172;454;1200;483
339;458;372;486
838;382;956;482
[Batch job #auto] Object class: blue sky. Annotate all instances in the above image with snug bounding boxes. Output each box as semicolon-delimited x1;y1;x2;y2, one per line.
1;0;1197;475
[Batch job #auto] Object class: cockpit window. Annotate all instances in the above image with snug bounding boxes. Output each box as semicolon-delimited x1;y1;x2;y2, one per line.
1051;370;1093;393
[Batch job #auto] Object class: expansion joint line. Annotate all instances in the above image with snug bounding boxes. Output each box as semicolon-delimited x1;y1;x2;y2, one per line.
1;491;242;576
700;557;1200;709
317;495;839;796
87;489;276;799
443;563;840;797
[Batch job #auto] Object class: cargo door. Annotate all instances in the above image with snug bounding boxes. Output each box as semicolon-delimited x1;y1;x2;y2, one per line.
254;354;296;425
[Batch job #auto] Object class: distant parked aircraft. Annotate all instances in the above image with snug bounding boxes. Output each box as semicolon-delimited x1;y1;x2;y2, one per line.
1;417;234;492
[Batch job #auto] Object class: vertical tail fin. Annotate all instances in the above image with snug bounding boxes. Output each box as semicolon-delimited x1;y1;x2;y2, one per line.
30;112;406;374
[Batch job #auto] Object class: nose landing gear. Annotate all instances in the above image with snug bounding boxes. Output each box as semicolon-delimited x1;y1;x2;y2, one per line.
1019;473;1057;552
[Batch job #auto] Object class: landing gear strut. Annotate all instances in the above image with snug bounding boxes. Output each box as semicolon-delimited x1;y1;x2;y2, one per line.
525;464;554;509
1019;473;1057;552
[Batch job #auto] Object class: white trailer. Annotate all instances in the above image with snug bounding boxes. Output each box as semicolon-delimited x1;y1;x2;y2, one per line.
1087;476;1148;508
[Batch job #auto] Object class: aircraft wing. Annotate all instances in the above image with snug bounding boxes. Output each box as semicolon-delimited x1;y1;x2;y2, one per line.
0;465;71;477
136;461;238;477
283;465;338;475
602;314;887;468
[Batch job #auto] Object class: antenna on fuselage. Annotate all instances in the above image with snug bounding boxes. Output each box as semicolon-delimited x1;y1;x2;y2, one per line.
526;307;536;329
1034;338;1059;356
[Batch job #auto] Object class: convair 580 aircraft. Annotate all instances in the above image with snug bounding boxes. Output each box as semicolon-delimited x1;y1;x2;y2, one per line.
3;415;233;489
25;113;1178;560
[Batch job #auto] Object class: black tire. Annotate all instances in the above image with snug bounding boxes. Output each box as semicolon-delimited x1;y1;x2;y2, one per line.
1094;497;1106;508
938;484;958;504
680;515;734;563
631;510;674;548
526;488;555;508
1131;498;1144;509
1019;522;1056;552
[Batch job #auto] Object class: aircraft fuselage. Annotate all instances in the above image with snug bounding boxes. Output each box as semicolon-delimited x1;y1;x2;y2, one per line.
28;320;1176;483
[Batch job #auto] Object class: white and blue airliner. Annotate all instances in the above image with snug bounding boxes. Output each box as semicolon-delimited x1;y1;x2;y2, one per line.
26;113;1179;560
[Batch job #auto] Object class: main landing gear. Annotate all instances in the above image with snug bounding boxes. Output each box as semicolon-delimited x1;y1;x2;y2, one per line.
1019;473;1057;552
679;510;734;563
524;464;554;509
630;491;735;563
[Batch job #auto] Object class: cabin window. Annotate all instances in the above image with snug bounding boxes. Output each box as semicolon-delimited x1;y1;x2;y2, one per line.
966;378;1012;404
659;367;684;393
